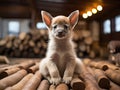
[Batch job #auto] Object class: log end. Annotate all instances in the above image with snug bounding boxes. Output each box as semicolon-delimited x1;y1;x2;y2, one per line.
98;78;110;89
72;82;85;90
0;72;8;79
102;65;109;71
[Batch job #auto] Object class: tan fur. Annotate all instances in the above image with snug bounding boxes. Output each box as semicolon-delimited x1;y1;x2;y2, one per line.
39;10;83;85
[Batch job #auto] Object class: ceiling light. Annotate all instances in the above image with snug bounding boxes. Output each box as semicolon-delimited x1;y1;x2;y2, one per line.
97;5;103;11
92;8;97;14
87;11;92;16
82;13;88;19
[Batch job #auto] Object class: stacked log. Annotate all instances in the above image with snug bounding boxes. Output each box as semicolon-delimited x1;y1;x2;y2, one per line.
0;30;48;58
73;30;102;58
0;29;102;58
0;58;120;90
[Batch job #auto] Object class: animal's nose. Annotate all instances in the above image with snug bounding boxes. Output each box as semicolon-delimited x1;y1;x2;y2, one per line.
58;31;63;34
58;31;63;35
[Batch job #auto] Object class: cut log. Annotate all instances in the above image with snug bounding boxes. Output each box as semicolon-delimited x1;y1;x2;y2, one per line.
0;70;27;90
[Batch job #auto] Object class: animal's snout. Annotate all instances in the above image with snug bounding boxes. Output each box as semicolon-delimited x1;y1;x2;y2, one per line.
58;31;63;35
56;30;65;38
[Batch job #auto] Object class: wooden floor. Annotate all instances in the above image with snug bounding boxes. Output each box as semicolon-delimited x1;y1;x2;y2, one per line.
0;58;120;90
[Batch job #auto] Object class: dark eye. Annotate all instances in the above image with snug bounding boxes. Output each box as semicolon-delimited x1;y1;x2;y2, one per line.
64;25;68;29
53;25;57;29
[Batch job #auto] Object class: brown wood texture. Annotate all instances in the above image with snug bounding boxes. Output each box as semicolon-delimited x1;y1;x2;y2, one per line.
22;71;42;90
71;74;85;90
94;69;110;89
0;70;27;90
37;80;50;90
0;59;120;90
56;83;69;90
105;69;120;86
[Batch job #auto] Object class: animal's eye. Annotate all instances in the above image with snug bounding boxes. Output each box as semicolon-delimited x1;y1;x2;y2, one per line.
53;25;57;29
64;25;68;29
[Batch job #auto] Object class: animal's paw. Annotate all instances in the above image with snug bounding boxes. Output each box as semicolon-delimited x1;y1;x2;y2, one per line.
50;77;61;85
63;76;72;84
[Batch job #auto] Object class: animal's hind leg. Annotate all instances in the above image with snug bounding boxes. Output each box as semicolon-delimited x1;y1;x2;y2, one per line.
75;58;85;74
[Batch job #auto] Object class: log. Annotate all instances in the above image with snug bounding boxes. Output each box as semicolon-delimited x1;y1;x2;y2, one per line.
37;80;50;90
12;73;33;90
105;69;120;86
56;83;69;90
49;84;55;90
0;68;20;79
110;81;120;90
0;68;7;74
5;74;33;90
83;73;101;90
94;69;110;89
0;56;10;64
83;59;120;71
0;69;27;90
18;61;35;69
83;59;108;71
27;63;39;73
22;71;42;90
81;67;101;90
19;32;27;41
71;74;85;90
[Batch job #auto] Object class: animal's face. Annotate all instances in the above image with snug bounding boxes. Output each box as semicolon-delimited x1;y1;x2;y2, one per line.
51;16;71;39
41;10;79;39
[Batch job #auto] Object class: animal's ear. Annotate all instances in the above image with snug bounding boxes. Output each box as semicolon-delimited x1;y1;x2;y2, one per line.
41;11;53;29
68;10;79;29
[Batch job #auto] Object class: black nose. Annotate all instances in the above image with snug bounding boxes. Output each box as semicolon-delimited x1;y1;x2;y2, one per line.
58;31;63;35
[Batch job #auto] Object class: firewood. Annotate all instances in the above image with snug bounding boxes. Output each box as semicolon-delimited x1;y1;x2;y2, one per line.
49;84;55;90
83;59;108;71
13;73;33;90
71;74;85;90
18;61;35;69
5;74;33;90
56;83;69;90
82;73;101;90
105;69;120;86
81;66;101;90
0;68;20;79
37;80;50;90
0;56;10;64
0;40;7;46
22;71;42;90
94;69;110;89
110;81;120;90
0;70;27;90
27;63;39;73
19;32;27;41
33;47;40;54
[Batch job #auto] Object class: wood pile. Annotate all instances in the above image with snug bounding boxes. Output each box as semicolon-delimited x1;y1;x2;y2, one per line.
0;30;48;58
0;58;120;90
0;29;102;58
73;30;101;58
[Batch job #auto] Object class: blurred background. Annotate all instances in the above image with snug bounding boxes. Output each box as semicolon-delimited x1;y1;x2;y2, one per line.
0;0;120;59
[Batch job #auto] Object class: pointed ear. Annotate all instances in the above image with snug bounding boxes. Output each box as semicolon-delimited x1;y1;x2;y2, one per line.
68;10;79;29
41;11;53;29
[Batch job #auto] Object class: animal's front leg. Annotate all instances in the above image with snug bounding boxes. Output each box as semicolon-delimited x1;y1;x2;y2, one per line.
47;60;61;85
63;60;76;84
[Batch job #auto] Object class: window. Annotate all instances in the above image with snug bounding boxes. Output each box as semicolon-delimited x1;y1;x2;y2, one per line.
103;19;111;34
36;22;46;29
115;15;120;32
8;21;20;36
